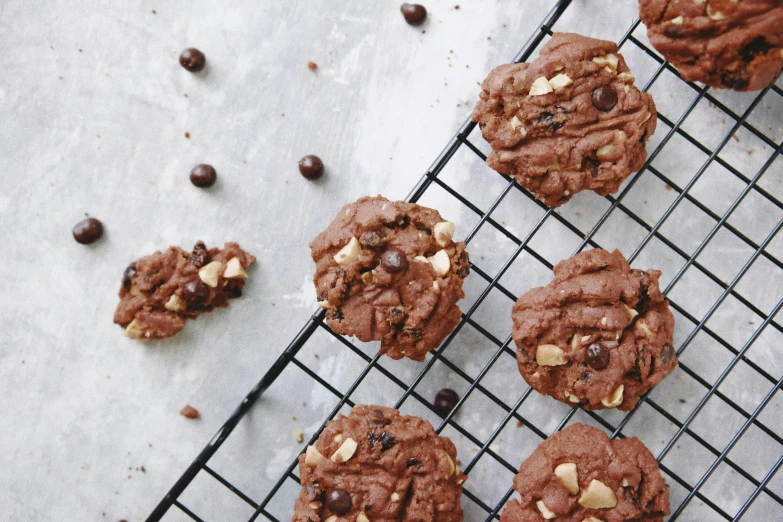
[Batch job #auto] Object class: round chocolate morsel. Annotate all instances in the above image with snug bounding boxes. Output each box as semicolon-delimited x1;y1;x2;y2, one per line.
380;249;407;273
298;154;324;180
591;85;618;112
400;3;427;26
122;262;137;288
583;158;600;178
181;279;211;306
72;217;104;244
324;488;352;516
189;164;217;188
179;48;206;72
586;343;610;370
433;388;459;417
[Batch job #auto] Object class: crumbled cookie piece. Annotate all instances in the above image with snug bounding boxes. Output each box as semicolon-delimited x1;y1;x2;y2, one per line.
180;405;200;419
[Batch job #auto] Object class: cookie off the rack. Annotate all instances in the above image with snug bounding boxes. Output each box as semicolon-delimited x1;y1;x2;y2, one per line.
310;196;470;361
472;32;656;207
500;423;670;522
113;241;255;339
511;249;676;411
293;405;465;522
639;0;783;91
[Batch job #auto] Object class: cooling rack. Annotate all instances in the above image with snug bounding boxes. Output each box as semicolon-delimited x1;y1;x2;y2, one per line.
147;1;783;520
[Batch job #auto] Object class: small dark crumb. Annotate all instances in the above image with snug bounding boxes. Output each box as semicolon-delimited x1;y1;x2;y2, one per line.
487;36;492;40
454;4;460;9
184;131;190;139
302;401;307;407
141;466;146;472
79;48;83;52
72;217;104;244
119;520;128;522
517;420;524;428
292;416;297;421
180;405;200;419
314;354;320;359
152;9;156;13
732;134;740;142
307;61;318;71
184;93;188;97
664;184;672;191
280;112;285;116
679;399;687;404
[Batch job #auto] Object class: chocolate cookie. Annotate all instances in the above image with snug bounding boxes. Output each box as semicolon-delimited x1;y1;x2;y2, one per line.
511;249;676;411
310;196;470;361
500;423;670;522
472;32;656;207
293;405;466;522
113;241;255;339
639;0;783;91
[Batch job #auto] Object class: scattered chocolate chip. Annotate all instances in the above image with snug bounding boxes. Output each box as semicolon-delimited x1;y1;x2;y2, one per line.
359;230;385;249
591;85;618;112
739;37;772;62
184;131;190;139
583;158;600;178
586;343;610;370
307;61;318;71
720;71;749;90
380;249;408;273
368;408;391;426
400;3;427;26
298;155;324;180
122;262;137;288
368;430;395;451
406;457;421;468
72;217;104;244
433;388;459;417
179;48;206;72
189;164;217;188
181;279;211;306
402;327;423;339
663;25;683;38
325;488;352;516
188;241;210;268
388;307;406;325
332;309;345;321
180;405;200;419
660;343;675;364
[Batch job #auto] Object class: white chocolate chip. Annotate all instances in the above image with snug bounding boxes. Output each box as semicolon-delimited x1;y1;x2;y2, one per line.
334;237;362;266
414;255;429;263
198;261;224;288
600;316;608;326
601;384;624;408
578;479;617;509
309;502;319;510
294;428;304;443
671;15;684;25
592;53;619;72
596;143;614;159
518;125;528;138
427;249;451;277
635;318;653;338
624;304;639;322
617;72;635;83
706;6;725;20
536;500;557;520
318;300;331;309
553;64;564;71
566;391;581;404
330;437;358;463
555;462;580;494
529;76;554;96
433;280;439;290
334;434;343;443
357;513;370;522
223;257;248;279
581;335;592;343
531;372;541;380
129;284;142;297
124;319;144;339
510;115;522;130
165;294;183;312
536;344;568;366
324;516;337;522
433;221;456;247
391;492;400;502
305;445;323;466
622;478;630;487
548;73;573;90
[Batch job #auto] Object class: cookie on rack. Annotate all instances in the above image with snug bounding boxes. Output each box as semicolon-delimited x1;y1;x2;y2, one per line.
293;405;466;522
310;196;470;361
472;32;656;207
113;241;255;339
511;248;676;411
500;423;670;522
639;0;783;91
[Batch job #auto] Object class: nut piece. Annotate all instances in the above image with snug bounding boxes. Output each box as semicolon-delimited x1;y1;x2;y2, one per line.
617;72;635;83
414;255;429;264
165;294;183;312
330;437;358;463
223;257;248;279
427;249;451;276
554;462;579;494
565;391;581;404
510;115;522;130
357;513;370;522
124;319;144;339
318;300;331;309
622;478;630;487
305;445;323;466
129;284;142;297
529;76;554;96
548;73;573;90
391;492;400;502
334;237;362;266
578;479;617;509
635;318;653;338
198;261;224;288
294;428;304;443
670;15;684;25
445;451;456;476
536;500;557;520
361;271;373;285
433;221;456;247
592;53;619;72
596;143;615;159
601;384;624;408
536;344;568;366
624;304;639;322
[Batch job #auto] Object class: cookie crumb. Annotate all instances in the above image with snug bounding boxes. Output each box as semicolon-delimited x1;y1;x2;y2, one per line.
307;61;318;71
294;428;304;443
664;184;672;191
679;399;686;404
517;420;524;428
184;131;190;139
180;405;200;419
454;4;460;9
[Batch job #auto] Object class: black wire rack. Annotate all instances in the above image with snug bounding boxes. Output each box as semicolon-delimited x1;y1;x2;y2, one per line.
147;1;783;520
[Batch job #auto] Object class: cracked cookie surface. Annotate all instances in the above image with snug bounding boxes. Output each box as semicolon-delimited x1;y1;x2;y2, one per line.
639;0;783;91
113;241;255;339
511;249;676;411
293;405;465;522
500;423;670;522
310;196;470;361
472;32;656;207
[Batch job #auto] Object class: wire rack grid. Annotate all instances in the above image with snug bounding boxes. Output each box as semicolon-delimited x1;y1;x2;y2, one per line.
147;1;783;521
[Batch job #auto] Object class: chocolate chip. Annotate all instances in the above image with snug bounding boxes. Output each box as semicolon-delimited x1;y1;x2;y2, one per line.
660;343;675;364
380;249;408;273
307;61;318;71
433;388;459;417
592;86;618;112
400;3;427;26
720;71;749;90
402;327;422;339
181;279;211;306
72;217;104;244
188;241;210;268
189;164;217;188
406;457;421;467
368;409;391;426
583;158;600;178
298;155;324;180
179;48;206;72
368;430;395;451
663;25;683;38
359;230;385;249
739;37;772;62
325;489;352;516
122;262;137;288
388;307;406;325
586;343;610;370
332;309;345;321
